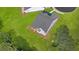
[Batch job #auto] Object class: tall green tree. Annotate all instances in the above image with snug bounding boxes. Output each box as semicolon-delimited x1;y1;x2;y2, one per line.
0;30;17;51
0;42;16;51
13;36;36;51
0;30;16;44
0;18;3;30
6;29;16;43
52;25;75;51
0;29;37;51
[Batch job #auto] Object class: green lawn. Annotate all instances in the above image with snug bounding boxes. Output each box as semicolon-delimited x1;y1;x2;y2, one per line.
0;7;79;50
51;8;79;40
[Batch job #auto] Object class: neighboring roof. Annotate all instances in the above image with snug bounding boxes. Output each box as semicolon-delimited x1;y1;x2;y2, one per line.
55;7;76;12
23;7;31;10
22;7;44;13
32;12;59;33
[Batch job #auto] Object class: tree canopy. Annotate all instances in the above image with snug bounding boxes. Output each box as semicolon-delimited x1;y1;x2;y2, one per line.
13;36;37;51
52;25;75;51
0;29;37;51
0;18;3;30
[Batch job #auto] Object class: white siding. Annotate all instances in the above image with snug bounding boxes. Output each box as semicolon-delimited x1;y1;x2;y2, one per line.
36;28;46;36
23;7;44;13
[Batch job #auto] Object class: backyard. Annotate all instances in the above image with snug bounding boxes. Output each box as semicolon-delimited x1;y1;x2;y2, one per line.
0;7;79;50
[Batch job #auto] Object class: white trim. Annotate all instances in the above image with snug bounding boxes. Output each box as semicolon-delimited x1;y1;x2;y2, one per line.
45;18;59;35
37;28;46;36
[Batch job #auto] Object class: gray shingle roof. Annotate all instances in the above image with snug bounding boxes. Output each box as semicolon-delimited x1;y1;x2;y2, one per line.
24;7;31;10
32;12;59;33
55;7;76;12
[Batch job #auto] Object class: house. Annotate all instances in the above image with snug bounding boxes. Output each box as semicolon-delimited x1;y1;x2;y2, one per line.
53;7;76;14
22;7;44;13
31;12;59;36
55;7;76;12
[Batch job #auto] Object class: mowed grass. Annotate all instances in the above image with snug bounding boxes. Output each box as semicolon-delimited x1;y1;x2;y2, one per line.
0;7;51;50
50;8;79;50
51;8;79;40
0;7;79;50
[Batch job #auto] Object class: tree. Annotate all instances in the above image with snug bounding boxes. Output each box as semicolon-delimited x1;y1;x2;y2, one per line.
0;42;16;51
13;36;36;51
0;30;17;51
52;25;75;51
43;7;53;12
0;30;16;44
6;29;16;43
0;30;37;51
0;18;3;30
